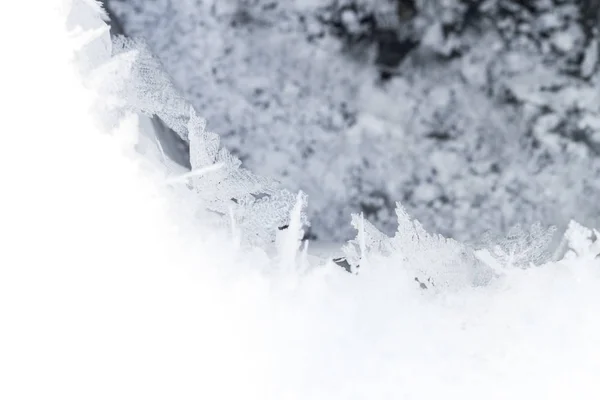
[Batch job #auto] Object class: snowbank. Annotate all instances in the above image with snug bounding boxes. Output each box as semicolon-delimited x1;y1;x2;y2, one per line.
1;2;599;399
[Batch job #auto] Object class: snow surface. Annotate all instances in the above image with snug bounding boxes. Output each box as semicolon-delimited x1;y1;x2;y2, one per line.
2;1;600;399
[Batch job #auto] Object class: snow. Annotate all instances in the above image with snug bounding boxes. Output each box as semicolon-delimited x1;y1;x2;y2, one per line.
2;1;600;399
107;0;600;244
582;38;599;78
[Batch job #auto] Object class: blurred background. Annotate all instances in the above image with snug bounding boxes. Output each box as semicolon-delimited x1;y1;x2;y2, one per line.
103;0;600;244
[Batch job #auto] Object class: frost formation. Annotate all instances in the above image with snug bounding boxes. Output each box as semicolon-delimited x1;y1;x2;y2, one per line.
98;35;308;246
98;0;599;286
342;203;489;290
341;202;566;289
107;0;600;243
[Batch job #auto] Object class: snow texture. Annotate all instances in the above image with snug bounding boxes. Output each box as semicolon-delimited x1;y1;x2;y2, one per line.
94;34;309;246
108;0;600;243
3;2;600;399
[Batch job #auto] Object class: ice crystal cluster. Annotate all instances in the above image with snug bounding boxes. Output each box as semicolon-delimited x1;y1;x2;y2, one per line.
94;34;308;246
107;0;600;243
94;0;598;285
4;4;600;399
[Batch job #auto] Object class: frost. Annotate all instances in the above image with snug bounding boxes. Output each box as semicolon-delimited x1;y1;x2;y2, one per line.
91;35;308;246
342;212;393;269
341;204;564;288
488;223;556;268
388;204;479;289
558;220;600;260
8;2;600;400
108;36;190;138
107;0;600;243
343;203;480;290
476;222;557;270
276;192;309;272
185;96;310;247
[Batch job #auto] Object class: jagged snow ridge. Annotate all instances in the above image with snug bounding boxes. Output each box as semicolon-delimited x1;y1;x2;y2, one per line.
97;34;309;247
2;1;600;399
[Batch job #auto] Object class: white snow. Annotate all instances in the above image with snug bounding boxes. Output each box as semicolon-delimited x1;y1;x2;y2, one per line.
2;2;600;399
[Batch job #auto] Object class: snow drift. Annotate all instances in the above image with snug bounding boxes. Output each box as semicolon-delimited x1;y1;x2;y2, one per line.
1;1;600;399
